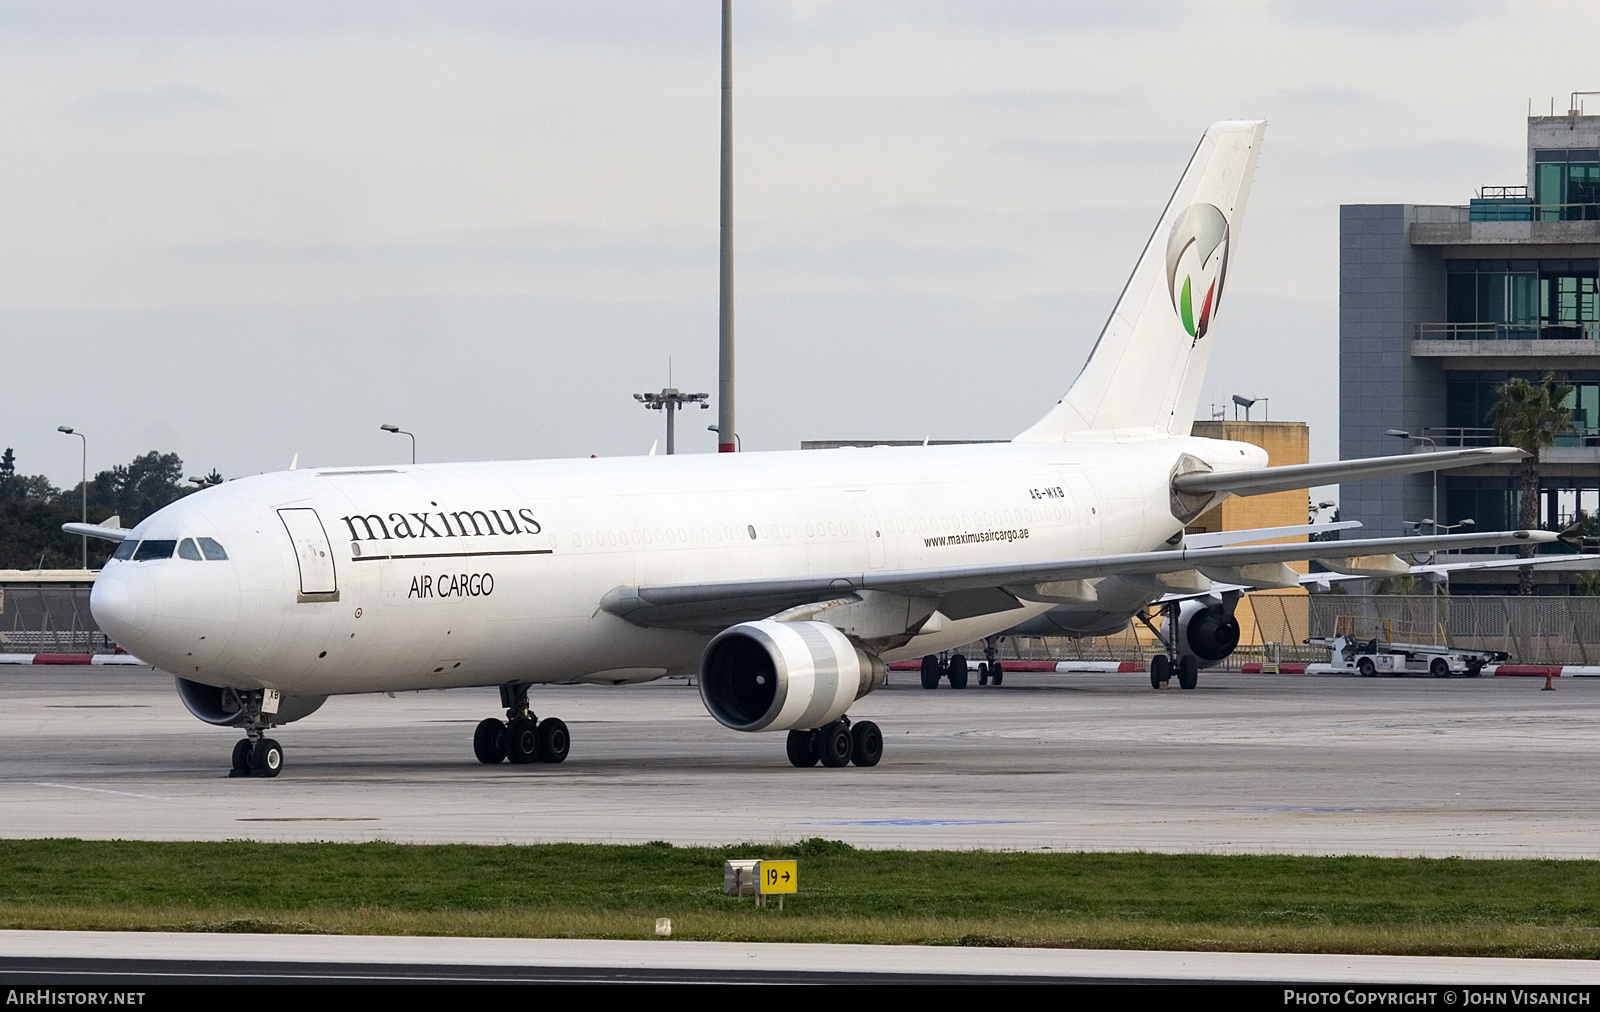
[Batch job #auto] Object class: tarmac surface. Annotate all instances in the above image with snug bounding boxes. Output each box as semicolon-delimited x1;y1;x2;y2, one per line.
5;930;1600;985
2;664;1598;856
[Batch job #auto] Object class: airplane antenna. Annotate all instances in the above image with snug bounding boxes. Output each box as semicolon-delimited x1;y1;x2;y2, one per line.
715;0;736;453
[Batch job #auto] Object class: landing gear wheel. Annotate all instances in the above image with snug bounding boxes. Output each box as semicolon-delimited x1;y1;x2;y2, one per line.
249;738;283;778
977;663;989;686
536;718;570;764
473;718;506;764
503;716;540;764
1357;657;1377;678
817;721;854;768
1177;655;1199;691
230;738;252;776
948;654;968;690
786;729;820;768
919;655;940;690
1466;661;1484;678
1430;657;1451;679
1150;654;1169;689
850;721;883;767
991;661;1003;686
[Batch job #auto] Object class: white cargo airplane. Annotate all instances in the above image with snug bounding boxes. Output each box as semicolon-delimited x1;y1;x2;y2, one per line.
71;120;1554;777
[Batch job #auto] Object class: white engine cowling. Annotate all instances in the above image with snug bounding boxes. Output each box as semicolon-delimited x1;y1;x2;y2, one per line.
175;676;327;727
699;620;886;732
1164;599;1242;665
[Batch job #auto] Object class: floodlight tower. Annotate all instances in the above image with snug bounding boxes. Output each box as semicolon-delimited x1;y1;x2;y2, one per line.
715;0;737;453
635;389;710;454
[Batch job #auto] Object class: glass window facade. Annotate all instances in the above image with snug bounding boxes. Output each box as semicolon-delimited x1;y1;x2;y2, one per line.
1444;371;1600;444
1445;259;1600;338
1534;148;1600;220
1447;476;1600;541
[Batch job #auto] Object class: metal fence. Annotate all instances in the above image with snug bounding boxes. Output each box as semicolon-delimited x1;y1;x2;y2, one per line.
1308;595;1600;665
0;585;110;654
968;594;1600;668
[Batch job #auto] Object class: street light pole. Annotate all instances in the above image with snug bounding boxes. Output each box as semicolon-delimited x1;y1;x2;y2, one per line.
1386;428;1439;535
380;424;416;464
57;426;86;570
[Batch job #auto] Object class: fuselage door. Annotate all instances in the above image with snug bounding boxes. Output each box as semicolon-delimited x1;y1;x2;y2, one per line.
854;499;886;569
277;508;338;596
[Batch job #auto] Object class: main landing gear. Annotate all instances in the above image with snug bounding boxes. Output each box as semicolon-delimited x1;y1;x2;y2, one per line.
786;717;882;769
1139;603;1199;691
474;682;570;766
920;638;1007;689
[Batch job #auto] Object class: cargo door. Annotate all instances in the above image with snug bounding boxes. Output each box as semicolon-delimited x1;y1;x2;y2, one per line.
278;508;338;596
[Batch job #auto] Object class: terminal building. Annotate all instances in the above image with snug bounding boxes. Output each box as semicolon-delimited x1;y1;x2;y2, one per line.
1340;104;1600;593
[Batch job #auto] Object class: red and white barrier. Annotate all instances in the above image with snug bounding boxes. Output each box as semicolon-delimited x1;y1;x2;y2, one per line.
0;653;146;666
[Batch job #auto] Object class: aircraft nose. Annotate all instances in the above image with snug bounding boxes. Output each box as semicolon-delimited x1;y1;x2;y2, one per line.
91;564;156;647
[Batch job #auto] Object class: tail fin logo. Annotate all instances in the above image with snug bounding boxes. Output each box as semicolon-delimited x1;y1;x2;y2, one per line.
1164;203;1230;344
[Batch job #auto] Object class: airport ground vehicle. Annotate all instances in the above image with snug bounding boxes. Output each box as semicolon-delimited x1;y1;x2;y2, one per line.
1312;629;1508;679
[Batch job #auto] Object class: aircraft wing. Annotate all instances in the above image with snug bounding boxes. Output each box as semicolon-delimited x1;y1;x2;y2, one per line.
1160;551;1600;601
1173;447;1523;498
1185;520;1361;547
601;528;1556;630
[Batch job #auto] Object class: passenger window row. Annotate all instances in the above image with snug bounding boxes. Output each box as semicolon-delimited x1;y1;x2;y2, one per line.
112;537;229;562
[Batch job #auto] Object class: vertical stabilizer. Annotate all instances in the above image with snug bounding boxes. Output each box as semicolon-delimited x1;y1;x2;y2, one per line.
1015;120;1265;441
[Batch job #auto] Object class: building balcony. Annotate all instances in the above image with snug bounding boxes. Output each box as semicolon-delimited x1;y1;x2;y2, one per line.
1411;323;1600;368
1428;426;1600;449
1410;214;1600;249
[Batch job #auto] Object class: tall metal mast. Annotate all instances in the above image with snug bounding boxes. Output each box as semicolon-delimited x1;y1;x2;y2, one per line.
716;0;736;452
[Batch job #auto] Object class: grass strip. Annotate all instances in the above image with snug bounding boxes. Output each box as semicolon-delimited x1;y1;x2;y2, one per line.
2;838;1599;958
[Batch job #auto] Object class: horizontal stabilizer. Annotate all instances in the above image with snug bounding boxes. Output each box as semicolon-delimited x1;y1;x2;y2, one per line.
1172;447;1524;498
62;522;132;543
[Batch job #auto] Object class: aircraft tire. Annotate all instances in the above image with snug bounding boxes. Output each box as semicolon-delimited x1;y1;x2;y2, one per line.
977;663;988;686
850;721;883;768
1150;654;1169;689
536;718;570;764
919;655;940;689
991;662;1003;686
473;718;506;764
1177;655;1199;690
504;717;541;764
817;721;854;768
231;738;252;775
948;654;968;690
786;729;820;768
1357;657;1377;678
250;738;283;778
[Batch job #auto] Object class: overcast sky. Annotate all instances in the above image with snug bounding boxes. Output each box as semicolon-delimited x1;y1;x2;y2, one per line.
1;1;1591;493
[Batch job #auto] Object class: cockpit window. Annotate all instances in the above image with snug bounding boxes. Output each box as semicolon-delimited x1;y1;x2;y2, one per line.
132;540;177;561
198;537;229;561
177;538;203;561
111;539;139;561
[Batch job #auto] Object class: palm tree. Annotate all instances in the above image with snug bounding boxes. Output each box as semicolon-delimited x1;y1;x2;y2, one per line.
1487;372;1575;595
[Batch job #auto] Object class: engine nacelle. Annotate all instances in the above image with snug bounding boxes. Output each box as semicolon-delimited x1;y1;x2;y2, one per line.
1166;599;1241;663
175;676;327;727
700;620;886;732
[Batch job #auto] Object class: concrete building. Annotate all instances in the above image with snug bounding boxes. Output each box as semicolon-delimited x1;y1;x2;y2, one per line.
1341;106;1600;593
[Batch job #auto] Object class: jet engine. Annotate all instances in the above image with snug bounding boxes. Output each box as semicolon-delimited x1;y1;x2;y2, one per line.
699;620;885;732
175;676;327;727
1166;599;1241;665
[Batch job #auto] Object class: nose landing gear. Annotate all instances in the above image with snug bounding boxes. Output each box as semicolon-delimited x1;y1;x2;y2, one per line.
475;683;571;766
227;693;286;778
